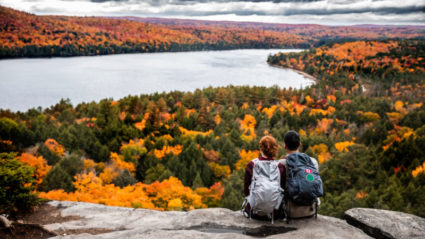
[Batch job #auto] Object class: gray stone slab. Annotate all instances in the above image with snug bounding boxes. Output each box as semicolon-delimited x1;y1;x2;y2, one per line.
45;201;370;238
345;208;425;239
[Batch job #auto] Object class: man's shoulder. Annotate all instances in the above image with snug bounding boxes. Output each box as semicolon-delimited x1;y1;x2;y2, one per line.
281;153;319;169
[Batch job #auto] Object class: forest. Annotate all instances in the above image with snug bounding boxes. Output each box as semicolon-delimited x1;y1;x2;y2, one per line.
1;38;425;218
1;6;424;58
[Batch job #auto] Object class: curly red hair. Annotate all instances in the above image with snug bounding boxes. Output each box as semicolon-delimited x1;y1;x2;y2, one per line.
259;135;278;158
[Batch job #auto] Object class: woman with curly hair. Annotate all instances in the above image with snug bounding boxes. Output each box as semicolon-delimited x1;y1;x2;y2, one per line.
243;135;285;220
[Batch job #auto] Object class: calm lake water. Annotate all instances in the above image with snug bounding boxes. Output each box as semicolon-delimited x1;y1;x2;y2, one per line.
0;49;313;112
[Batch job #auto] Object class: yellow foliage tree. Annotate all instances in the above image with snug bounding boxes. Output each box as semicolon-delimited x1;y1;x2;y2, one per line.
235;149;259;170
153;145;183;159
358;111;381;122
262;105;278;119
335;141;355;152
412;162;425;178
39;173;211;211
144;177;206;210
209;162;231;179
179;127;213;138
310;144;332;163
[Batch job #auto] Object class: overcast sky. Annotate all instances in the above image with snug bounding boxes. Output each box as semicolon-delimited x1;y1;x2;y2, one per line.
1;0;424;26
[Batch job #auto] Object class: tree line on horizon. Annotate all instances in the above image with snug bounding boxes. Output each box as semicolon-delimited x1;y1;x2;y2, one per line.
1;39;425;219
0;5;424;58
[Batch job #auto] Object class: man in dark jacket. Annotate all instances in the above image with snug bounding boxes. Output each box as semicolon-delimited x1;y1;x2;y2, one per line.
280;130;320;219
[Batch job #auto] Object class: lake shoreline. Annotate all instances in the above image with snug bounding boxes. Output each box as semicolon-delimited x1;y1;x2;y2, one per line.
0;49;311;112
0;47;303;61
268;63;318;83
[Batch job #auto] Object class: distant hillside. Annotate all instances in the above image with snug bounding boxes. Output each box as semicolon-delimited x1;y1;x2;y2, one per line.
116;16;425;38
0;5;424;58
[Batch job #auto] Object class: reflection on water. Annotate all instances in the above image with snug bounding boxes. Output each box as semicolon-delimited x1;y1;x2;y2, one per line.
0;49;312;112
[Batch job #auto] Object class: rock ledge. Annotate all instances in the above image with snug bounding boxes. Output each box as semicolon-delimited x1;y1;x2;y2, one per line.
345;208;425;239
44;201;369;238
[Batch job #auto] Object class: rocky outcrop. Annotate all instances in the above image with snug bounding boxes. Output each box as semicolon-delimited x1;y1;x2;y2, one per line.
14;201;423;239
345;208;425;239
0;215;11;228
42;201;370;239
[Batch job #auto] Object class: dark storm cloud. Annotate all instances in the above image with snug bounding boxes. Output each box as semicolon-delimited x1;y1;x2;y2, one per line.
281;5;425;16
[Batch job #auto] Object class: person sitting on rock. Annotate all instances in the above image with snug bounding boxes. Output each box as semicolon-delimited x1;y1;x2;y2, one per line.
243;135;286;221
280;130;323;220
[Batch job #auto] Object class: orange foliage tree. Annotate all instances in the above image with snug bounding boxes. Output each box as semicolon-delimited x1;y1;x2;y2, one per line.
44;138;65;157
17;153;51;188
195;182;224;207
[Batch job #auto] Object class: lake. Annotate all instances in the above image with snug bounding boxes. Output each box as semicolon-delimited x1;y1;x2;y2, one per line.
0;49;313;112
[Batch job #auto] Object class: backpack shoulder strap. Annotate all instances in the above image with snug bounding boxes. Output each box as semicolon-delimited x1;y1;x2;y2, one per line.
309;157;319;171
251;158;260;176
279;158;287;166
290;152;316;168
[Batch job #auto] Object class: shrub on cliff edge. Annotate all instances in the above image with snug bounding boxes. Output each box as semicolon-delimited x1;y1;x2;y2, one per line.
0;152;40;216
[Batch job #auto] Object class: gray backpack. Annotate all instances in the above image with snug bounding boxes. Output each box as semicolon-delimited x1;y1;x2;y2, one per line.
245;158;284;222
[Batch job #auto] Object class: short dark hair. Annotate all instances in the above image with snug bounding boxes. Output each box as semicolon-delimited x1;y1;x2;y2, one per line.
284;131;300;151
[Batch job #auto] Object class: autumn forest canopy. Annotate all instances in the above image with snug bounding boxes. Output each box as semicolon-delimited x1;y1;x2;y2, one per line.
0;6;424;58
1;5;425;220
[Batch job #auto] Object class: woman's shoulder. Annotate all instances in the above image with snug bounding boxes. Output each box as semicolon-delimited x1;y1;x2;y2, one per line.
246;159;256;169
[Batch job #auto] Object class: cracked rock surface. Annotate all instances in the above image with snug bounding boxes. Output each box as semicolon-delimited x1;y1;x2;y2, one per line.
44;201;370;238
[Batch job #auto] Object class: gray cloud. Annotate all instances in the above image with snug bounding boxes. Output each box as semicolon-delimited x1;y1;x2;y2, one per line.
167;6;425;16
90;0;128;2
1;0;424;25
279;5;425;16
88;0;322;2
84;0;424;16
